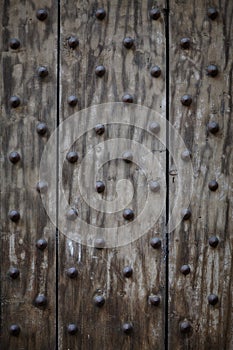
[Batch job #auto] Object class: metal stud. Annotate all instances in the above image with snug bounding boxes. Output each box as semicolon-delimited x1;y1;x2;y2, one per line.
150;66;161;78
123;266;133;278
122;94;134;103
181;209;191;220
67;95;78;107
9;324;20;336
207;121;219;134
8;267;20;279
181;150;191;161
36;122;48;136
209;236;219;248
180;38;191;49
94;237;105;249
181;94;192;106
180;265;191;275
180;321;191;333
149;8;161;20
96;181;105;193
123;209;134;221
95;65;106;77
208;294;219;305
9;38;20;50
150;237;161;249
207;64;218;77
36;181;48;194
9;151;20;164
95;8;106;20
66;151;79;163
122;151;133;163
95;124;105;135
149;295;161;306
208;180;218;191
36;9;48;21
67;267;78;279
36;238;48;250
34;294;47;307
207;7;218;20
68;36;79;49
66;208;78;221
149;181;160;192
67;324;78;335
38;66;48;78
122;323;133;335
9;95;20;108
93;295;105;307
149;121;161;134
8;210;20;222
123;37;134;49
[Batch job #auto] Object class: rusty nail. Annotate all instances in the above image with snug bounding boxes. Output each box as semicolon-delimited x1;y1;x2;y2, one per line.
95;124;105;135
96;181;105;193
207;64;218;77
67;267;78;279
66;151;78;163
207;7;218;20
150;66;161;78
149;181;160;193
8;210;20;222
122;150;133;163
36;9;48;21
36;181;48;194
36;122;48;136
36;238;48;250
181;149;191;161
9;38;20;50
149;295;161;306
208;180;218;191
149;8;161;20
209;236;219;248
9;324;20;336
67;95;78;107
94;238;105;249
180;265;191;275
181;208;191;220
95;8;106;20
180;38;191;49
123;266;133;278
38;66;48;78
123;37;134;49
181;94;192;106
68;36;79;48
66;208;78;221
9;95;20;108
95;65;106;77
8;267;20;279
150;237;161;249
34;294;47;307
123;208;134;221
9;151;20;164
207;121;219;134
122;323;133;335
180;321;191;333
94;295;105;307
208;294;219;305
67;324;78;335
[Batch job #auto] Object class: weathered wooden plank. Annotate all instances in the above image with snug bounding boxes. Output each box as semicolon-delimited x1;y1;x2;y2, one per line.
0;1;57;348
59;1;166;349
169;0;233;348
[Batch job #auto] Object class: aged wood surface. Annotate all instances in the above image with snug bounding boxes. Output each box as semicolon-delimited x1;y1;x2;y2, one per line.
169;0;233;349
0;1;57;349
59;1;166;349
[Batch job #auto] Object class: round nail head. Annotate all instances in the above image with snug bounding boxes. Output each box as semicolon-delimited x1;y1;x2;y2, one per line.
36;181;48;194
207;7;218;20
94;238;105;249
150;66;161;78
123;266;133;278
36;238;48;250
122;323;133;335
67;267;78;279
181;94;192;106
36;9;48;21
96;181;105;193
68;36;79;48
149;121;160;134
8;210;20;222
122;94;134;103
181;150;191;161
150;237;162;249
180;321;191;333
38;66;48;78
181;209;192;220
149;295;161;306
9;38;20;50
94;295;105;307
36;122;48;136
9;95;20;108
122;151;133;163
95;65;106;77
208;180;218;191
67;95;78;107
67;324;78;335
180;37;190;49
180;265;191;275
95;8;106;20
208;294;219;305
149;8;161;20
66;151;79;163
123;209;134;221
34;294;47;307
8;267;20;279
207;64;218;77
123;37;134;49
9;324;20;336
209;236;219;248
149;181;160;192
95;124;105;135
66;208;78;221
207;121;219;134
9;151;20;164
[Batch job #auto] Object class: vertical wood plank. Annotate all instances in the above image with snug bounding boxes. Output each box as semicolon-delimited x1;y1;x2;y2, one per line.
169;0;233;348
0;1;57;348
59;1;166;349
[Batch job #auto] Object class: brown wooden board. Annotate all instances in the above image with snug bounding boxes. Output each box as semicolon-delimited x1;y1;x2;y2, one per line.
169;0;233;349
0;1;57;349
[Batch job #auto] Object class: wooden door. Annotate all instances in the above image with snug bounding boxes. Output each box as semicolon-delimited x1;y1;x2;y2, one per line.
0;1;232;349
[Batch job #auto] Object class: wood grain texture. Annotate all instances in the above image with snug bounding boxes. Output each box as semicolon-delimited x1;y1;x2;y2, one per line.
59;1;166;349
169;0;233;349
0;1;57;349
